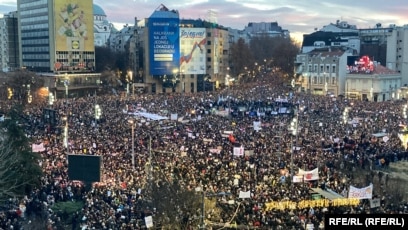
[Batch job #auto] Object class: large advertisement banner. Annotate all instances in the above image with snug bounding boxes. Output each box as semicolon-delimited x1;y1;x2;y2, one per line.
180;28;206;75
148;17;180;76
54;0;94;51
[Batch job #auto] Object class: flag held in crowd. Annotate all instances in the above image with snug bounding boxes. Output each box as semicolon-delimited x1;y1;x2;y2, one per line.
298;168;319;181
229;133;236;143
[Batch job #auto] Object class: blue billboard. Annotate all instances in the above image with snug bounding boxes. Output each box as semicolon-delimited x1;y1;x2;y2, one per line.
148;17;180;76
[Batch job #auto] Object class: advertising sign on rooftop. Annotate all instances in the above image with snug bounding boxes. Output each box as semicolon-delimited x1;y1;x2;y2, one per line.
148;17;180;76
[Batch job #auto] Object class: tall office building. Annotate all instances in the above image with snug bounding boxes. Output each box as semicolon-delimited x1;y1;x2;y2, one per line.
17;0;95;73
0;11;19;72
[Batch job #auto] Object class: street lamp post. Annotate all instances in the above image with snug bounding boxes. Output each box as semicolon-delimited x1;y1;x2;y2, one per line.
64;79;69;101
128;118;135;169
94;104;102;125
49;92;55;106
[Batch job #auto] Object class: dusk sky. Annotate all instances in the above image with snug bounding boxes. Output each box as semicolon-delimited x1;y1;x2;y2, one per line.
1;0;408;42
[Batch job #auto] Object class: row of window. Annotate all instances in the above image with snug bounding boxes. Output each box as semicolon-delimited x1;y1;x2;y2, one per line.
21;39;49;45
22;54;50;59
21;23;48;30
21;15;48;23
308;64;336;73
20;7;48;16
310;76;337;85
20;0;47;8
22;30;49;38
22;46;49;52
56;51;95;60
22;61;49;67
94;15;105;21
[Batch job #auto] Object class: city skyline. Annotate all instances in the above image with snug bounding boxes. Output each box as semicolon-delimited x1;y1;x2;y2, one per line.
1;0;408;42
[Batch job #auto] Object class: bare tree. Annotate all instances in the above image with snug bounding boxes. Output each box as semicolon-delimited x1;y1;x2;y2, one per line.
143;165;202;229
250;36;300;78
229;38;255;79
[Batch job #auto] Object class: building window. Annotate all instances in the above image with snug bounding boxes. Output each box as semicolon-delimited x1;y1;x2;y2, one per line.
207;49;211;54
331;77;336;85
207;57;211;62
320;65;324;73
207;32;211;37
207;41;211;45
308;65;312;72
326;65;330;73
313;76;317;84
319;76;323;84
332;66;336;73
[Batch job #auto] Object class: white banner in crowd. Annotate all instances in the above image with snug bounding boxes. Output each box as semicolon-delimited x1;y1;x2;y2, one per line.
32;143;45;152
209;149;221;154
145;216;153;228
170;113;178;120
253;121;261;131
298;168;319;181
292;175;304;183
244;150;254;156
233;146;244;156
239;191;251;199
348;183;373;199
370;198;381;208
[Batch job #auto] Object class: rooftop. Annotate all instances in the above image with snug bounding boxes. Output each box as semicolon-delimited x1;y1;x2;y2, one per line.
348;63;399;75
93;4;106;16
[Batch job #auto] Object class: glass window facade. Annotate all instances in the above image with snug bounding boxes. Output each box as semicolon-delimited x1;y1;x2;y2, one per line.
19;0;50;71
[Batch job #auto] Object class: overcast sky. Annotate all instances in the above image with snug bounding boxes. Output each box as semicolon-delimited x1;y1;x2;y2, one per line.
1;0;408;42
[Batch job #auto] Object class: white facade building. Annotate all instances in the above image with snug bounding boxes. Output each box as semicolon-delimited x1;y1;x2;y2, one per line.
93;4;115;47
296;48;352;96
384;25;408;86
346;64;401;102
320;20;358;33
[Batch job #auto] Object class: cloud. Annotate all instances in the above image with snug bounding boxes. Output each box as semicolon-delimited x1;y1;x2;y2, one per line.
2;0;408;41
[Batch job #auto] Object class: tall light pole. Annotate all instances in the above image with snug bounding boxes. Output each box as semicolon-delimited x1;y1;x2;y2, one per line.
62;116;68;152
128;70;134;98
128;118;135;169
64;79;69;101
289;107;299;186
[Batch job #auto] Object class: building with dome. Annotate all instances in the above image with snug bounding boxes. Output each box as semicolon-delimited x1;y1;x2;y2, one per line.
93;4;115;47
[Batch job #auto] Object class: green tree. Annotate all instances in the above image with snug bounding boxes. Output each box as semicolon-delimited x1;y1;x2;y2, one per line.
0;106;42;201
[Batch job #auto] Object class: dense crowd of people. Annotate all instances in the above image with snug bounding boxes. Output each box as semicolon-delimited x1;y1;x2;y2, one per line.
1;75;408;229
